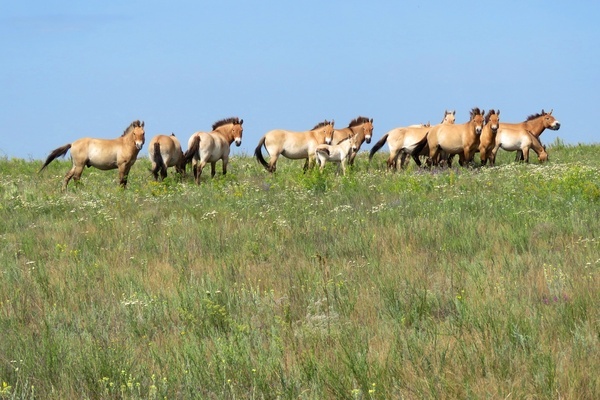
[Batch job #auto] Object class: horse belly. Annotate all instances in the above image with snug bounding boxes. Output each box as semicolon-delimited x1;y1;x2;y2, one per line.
85;144;118;170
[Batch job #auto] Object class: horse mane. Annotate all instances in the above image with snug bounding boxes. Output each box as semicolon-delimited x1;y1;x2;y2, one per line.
348;116;371;128
525;109;547;122
312;120;333;130
469;107;484;120
122;120;144;137
212;117;242;131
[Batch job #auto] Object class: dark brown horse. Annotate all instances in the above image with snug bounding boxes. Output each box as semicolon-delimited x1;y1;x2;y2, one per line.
39;120;145;189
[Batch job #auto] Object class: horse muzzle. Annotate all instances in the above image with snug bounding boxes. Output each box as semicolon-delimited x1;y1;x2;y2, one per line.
235;138;242;147
551;122;561;130
136;141;144;150
325;138;332;145
365;136;371;144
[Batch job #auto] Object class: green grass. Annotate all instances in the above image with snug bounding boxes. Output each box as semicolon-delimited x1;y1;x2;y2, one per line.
0;142;599;399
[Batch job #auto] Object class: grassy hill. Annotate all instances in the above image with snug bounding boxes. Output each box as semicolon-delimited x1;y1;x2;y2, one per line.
1;142;598;399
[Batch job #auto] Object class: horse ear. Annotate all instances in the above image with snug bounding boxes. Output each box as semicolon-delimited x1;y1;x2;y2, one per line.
370;118;373;123
331;119;335;127
239;119;243;125
452;110;456;115
549;109;553;115
497;109;500;116
141;121;145;127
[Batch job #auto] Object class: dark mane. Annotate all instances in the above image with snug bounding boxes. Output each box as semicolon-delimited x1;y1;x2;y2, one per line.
122;120;143;137
348;116;371;128
525;109;547;122
469;107;483;120
212;117;242;131
312;120;333;130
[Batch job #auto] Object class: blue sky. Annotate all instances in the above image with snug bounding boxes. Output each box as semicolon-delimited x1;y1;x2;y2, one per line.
1;1;598;160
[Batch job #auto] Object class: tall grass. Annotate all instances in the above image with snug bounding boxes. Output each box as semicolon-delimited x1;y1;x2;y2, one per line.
0;143;598;399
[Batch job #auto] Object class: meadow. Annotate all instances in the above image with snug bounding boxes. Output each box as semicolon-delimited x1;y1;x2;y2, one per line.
0;141;598;399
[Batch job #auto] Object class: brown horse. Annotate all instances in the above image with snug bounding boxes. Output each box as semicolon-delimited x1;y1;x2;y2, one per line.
39;120;145;189
500;109;560;161
187;117;243;184
426;108;485;167
489;128;548;166
254;120;335;173
330;117;373;165
148;133;196;181
478;109;500;166
369;110;455;170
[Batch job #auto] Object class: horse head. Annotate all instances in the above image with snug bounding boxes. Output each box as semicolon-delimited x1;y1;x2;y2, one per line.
130;120;145;150
442;110;456;124
542;109;561;131
485;109;500;134
317;120;335;144
232;118;244;147
470;108;485;135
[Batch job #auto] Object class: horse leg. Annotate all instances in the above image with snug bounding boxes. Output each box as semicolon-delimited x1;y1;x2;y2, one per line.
222;158;228;176
515;150;524;162
160;165;167;181
63;165;82;190
195;161;206;184
303;158;309;172
118;165;131;188
522;146;530;163
210;162;217;178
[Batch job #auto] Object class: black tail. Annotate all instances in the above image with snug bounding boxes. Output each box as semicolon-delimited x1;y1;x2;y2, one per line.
151;142;167;179
183;135;200;164
254;136;269;170
412;133;429;156
368;134;389;161
39;144;71;172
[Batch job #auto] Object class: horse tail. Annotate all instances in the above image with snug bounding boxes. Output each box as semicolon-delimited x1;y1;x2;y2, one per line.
39;144;71;172
151;142;166;177
412;133;429;156
183;135;200;164
254;136;269;170
368;134;389;161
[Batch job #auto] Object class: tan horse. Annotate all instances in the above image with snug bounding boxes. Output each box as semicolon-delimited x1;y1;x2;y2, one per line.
254;120;335;173
39;120;145;189
187;117;243;184
369;110;455;170
489;128;548;165
330;117;373;166
148;133;196;181
500;109;560;161
315;134;358;175
427;108;485;167
478;109;500;166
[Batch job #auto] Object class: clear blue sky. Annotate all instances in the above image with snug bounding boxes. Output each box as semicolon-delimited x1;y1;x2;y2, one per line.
1;1;598;160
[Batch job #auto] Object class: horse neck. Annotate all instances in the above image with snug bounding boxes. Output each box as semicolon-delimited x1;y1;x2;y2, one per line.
214;125;234;144
524;117;546;137
349;124;366;143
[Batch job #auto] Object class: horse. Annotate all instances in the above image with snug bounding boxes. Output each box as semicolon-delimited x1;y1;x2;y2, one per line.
330;116;373;166
148;133;196;181
315;134;358;175
254;120;335;173
186;117;243;184
369;110;455;170
499;109;560;161
39;120;145;189
426;108;485;167
489;128;548;166
478;109;500;166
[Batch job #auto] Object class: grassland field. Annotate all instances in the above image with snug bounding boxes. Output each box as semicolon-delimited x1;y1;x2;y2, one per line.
0;141;598;399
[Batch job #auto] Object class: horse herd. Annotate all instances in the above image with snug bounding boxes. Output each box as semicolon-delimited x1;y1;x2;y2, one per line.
39;109;561;189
